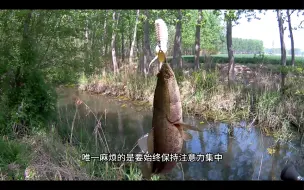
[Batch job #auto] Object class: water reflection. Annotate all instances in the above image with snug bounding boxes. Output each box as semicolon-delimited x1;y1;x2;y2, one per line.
57;88;304;180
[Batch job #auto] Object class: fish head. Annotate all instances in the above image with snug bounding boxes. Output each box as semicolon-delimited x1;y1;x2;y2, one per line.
157;63;175;81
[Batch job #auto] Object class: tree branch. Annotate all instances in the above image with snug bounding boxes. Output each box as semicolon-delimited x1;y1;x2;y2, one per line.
299;20;304;28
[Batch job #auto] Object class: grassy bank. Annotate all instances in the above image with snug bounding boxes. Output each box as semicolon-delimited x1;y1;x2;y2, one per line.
79;63;304;142
0;127;151;180
167;54;304;66
0;99;163;180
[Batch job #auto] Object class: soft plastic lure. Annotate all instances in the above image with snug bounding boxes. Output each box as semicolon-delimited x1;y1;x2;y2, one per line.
155;18;168;54
148;18;169;72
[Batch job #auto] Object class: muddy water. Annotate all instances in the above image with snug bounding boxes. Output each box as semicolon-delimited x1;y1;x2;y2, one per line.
57;88;304;180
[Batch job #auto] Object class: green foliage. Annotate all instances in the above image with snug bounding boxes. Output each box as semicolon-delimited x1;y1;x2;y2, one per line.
200;11;224;53
2;70;57;135
21;71;57;128
0;9;303;141
0;138;31;180
79;72;88;85
221;10;261;24
182;10;224;54
135;9;225;55
0;96;11;134
257;91;280;111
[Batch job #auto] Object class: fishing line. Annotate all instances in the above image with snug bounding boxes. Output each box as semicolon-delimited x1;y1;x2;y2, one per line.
129;127;154;154
178;162;185;180
257;128;265;180
129;141;138;154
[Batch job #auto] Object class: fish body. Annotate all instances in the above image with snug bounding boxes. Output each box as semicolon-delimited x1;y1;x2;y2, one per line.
152;62;184;174
138;62;201;179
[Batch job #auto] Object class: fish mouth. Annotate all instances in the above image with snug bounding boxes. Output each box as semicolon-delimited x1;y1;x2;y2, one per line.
158;63;175;80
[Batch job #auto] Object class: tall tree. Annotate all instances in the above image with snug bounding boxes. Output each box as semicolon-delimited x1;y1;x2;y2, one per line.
17;11;34;89
120;19;125;62
226;15;235;86
142;10;152;75
214;10;261;85
296;10;304;29
111;11;120;74
286;9;295;67
129;10;140;64
194;9;203;70
101;10;108;56
277;10;287;89
213;10;240;85
172;9;183;69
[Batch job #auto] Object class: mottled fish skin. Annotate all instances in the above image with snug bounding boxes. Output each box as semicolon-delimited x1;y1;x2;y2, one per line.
152;63;185;174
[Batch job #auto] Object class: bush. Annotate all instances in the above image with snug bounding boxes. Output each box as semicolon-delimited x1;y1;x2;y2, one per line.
0;137;31;180
0;69;57;136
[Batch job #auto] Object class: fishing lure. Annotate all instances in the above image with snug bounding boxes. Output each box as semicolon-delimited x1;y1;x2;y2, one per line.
148;19;169;72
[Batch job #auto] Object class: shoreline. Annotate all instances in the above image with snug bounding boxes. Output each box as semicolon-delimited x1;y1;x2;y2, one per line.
73;65;304;142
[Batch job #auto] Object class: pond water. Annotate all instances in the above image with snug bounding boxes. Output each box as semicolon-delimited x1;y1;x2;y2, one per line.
56;87;304;180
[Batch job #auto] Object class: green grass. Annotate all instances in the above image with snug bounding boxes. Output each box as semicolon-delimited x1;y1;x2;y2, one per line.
0;127;154;180
0;137;31;180
167;54;304;65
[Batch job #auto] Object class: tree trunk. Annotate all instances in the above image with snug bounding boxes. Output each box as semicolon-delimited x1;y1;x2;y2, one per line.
116;33;120;59
136;31;140;62
129;9;140;64
287;9;295;67
277;10;287;90
141;10;152;75
17;11;33;87
84;18;91;73
91;23;97;68
144;11;152;58
121;27;125;62
105;42;108;56
22;11;32;45
139;36;144;73
194;9;203;70
105;12;109;57
111;11;120;74
172;9;183;69
102;10;108;56
226;18;235;86
85;19;89;44
128;18;132;56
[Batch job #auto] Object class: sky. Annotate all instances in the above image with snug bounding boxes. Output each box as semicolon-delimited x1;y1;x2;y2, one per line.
232;10;304;51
